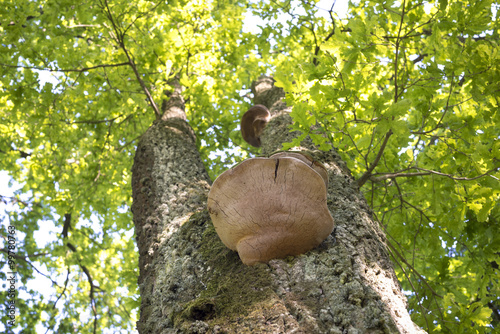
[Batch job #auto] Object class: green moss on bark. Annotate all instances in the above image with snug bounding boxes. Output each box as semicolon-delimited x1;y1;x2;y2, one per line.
173;211;278;331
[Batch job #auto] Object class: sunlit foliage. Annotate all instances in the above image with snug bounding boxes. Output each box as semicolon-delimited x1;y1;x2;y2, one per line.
0;0;498;332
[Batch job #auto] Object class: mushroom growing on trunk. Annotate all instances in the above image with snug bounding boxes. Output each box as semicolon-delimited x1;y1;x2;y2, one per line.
207;152;334;265
240;104;271;147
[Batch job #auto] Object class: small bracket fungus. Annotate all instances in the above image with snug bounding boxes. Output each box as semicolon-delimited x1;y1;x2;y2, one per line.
240;104;271;147
207;153;334;265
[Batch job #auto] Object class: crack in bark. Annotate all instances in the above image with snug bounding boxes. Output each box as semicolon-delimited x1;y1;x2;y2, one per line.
274;159;280;182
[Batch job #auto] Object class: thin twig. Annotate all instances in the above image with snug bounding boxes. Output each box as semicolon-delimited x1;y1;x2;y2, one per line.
0;249;61;287
0;62;129;73
370;166;499;182
386;241;443;298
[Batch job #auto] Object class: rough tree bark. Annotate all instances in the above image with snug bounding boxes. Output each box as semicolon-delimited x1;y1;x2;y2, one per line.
131;76;425;333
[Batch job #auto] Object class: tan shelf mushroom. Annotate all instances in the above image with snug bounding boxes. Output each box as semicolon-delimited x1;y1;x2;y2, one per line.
207;154;334;265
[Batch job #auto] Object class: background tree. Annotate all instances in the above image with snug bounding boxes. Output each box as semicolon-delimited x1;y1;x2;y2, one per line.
0;0;498;333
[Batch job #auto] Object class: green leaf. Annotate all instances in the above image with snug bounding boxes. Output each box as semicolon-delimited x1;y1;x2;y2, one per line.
439;0;448;11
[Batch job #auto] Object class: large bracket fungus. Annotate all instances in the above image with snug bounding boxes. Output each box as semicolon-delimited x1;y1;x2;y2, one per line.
207;152;334;265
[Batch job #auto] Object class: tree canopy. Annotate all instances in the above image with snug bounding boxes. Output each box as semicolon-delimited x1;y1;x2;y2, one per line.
0;0;498;333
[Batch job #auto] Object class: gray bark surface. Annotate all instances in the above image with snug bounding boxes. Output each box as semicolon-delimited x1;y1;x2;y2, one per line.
132;77;425;333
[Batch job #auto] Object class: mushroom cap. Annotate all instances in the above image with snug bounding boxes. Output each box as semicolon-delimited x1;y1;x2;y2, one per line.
207;156;334;265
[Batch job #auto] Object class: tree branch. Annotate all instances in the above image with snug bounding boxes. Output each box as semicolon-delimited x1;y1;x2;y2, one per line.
357;1;407;189
0;248;61;287
0;194;30;206
44;268;71;334
414;167;500;181
370;172;432;182
386;240;443;299
356;129;393;188
370;166;500;182
62;213;99;334
0;62;129;73
101;0;161;119
393;0;406;103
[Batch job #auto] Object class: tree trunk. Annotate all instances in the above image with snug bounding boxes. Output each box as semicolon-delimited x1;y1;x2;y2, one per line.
131;77;425;333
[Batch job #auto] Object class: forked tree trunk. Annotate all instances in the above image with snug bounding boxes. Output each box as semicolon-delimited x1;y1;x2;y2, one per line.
131;77;425;333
